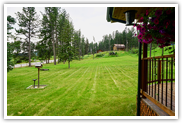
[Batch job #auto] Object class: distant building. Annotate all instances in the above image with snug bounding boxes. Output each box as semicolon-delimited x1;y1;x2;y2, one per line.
113;44;125;51
97;49;103;53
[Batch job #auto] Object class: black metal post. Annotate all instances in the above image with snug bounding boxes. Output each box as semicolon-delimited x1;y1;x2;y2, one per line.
137;42;142;116
32;79;37;88
38;68;40;88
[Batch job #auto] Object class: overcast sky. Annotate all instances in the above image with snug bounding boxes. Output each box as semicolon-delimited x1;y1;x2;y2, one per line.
6;3;178;44
7;5;131;43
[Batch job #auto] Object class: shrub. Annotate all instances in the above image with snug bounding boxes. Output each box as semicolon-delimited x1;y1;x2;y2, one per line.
109;51;117;56
131;48;139;54
96;53;105;57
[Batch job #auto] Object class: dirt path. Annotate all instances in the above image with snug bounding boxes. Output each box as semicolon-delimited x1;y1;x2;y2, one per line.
14;59;58;68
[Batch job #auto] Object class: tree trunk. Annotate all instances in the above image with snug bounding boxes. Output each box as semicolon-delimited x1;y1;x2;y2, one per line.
79;49;80;61
56;25;59;64
28;19;31;67
52;30;56;65
28;39;31;67
68;61;70;69
126;40;128;52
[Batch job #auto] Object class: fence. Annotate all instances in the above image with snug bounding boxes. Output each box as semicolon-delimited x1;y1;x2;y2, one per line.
139;43;175;116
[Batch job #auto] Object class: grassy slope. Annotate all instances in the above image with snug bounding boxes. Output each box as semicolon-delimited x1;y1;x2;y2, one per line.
147;46;174;57
7;51;138;116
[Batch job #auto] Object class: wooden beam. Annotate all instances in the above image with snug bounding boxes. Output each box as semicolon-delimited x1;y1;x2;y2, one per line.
141;90;175;116
142;54;175;60
143;43;147;58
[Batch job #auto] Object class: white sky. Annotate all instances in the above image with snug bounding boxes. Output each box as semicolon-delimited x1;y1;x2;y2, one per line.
6;5;130;43
5;3;179;54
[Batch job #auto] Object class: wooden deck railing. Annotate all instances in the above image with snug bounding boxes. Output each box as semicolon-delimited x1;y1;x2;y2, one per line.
140;43;175;116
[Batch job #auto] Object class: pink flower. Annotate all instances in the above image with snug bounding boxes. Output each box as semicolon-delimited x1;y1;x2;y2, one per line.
148;39;153;43
137;33;143;39
143;39;149;43
145;34;152;39
164;20;170;28
157;39;165;44
135;34;137;36
154;18;159;25
146;10;149;16
147;24;152;29
137;25;141;30
150;17;156;22
155;10;162;17
140;27;146;33
153;26;158;30
162;33;170;37
159;29;165;34
139;17;143;22
166;10;171;15
143;38;152;44
166;23;169;28
133;24;136;28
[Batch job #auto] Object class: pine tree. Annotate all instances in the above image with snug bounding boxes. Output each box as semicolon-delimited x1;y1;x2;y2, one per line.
7;15;16;72
57;9;66;63
85;38;89;55
39;11;53;63
72;30;80;59
78;29;81;61
60;16;74;68
16;7;39;67
45;7;60;65
81;35;85;59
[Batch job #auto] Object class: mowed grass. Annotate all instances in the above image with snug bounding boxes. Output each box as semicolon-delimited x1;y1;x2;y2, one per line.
7;52;138;116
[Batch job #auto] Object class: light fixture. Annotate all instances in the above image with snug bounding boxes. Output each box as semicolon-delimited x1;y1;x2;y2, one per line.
124;10;137;26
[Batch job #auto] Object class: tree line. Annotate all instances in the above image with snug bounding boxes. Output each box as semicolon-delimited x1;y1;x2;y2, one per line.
97;27;139;52
7;7;91;71
7;7;140;72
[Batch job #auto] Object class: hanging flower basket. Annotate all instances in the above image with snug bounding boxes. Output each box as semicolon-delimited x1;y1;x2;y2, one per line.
134;7;175;48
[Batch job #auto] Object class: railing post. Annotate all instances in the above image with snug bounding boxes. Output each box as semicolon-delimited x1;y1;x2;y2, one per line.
158;60;161;84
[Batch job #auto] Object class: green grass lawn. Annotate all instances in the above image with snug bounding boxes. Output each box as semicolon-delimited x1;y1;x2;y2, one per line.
7;51;138;116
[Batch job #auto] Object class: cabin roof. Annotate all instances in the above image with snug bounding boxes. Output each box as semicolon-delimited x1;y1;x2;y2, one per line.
113;44;125;48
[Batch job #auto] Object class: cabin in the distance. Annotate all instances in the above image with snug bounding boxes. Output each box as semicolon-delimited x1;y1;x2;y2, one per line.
97;49;104;53
113;44;125;51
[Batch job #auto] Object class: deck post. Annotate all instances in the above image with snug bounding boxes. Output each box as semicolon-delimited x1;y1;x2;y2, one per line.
142;43;148;98
137;42;142;116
